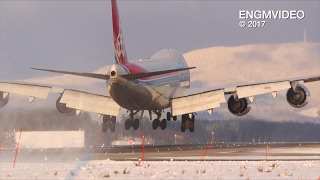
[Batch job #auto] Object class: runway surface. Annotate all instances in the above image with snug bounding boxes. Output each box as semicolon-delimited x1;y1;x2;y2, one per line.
1;142;319;163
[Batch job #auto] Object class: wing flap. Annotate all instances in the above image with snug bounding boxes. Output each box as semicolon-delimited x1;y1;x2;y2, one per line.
0;82;51;99
60;89;120;116
171;89;225;116
236;81;291;98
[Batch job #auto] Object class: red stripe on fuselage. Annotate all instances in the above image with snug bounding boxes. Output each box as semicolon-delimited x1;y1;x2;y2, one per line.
123;63;178;81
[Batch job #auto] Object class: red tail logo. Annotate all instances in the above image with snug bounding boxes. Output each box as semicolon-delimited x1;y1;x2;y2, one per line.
112;0;129;64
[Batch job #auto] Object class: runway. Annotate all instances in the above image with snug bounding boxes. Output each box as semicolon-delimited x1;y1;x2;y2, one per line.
1;142;319;179
1;142;319;163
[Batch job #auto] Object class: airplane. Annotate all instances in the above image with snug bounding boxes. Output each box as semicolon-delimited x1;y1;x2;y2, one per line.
0;0;319;133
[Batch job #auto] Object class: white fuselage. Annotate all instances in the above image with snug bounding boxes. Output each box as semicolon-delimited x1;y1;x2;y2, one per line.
107;49;190;111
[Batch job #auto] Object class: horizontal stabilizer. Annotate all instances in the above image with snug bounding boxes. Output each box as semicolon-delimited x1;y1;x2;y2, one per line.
121;67;195;80
31;68;110;80
32;67;195;81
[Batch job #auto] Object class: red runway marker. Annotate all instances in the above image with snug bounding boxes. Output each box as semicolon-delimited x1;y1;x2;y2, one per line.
199;138;214;163
142;131;145;163
13;128;22;168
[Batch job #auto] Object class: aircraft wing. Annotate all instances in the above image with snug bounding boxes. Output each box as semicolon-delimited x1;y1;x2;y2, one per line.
0;81;120;117
58;89;120;117
170;75;320;116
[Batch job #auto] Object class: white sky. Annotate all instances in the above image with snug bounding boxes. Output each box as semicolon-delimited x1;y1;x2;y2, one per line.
1;1;319;80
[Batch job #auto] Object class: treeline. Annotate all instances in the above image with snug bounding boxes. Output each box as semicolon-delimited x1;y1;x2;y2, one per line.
118;117;320;144
1;108;320;148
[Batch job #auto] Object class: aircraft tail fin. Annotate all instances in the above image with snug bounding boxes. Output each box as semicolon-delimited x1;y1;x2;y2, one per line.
111;0;129;64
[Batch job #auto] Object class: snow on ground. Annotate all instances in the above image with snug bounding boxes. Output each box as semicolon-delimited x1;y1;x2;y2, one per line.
1;160;319;179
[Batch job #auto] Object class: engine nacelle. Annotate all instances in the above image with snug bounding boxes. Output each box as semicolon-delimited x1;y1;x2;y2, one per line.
227;95;251;116
56;96;76;115
0;92;9;109
286;84;310;108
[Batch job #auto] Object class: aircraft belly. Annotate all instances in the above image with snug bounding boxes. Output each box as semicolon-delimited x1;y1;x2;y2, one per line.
109;83;169;110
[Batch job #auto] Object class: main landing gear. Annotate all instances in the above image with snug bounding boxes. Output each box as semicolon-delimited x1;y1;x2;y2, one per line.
152;111;177;130
101;111;195;132
102;115;116;132
180;114;195;132
124;110;140;130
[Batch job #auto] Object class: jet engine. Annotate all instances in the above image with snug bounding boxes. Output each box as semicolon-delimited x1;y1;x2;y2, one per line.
56;96;76;115
0;92;9;109
286;84;310;108
227;95;251;116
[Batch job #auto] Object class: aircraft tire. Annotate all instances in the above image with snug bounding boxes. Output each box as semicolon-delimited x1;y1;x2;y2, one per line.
102;122;107;132
173;116;177;121
103;115;110;123
152;119;159;130
160;119;167;130
133;119;139;130
181;123;186;132
190;125;194;132
110;116;116;132
166;112;171;121
125;119;131;130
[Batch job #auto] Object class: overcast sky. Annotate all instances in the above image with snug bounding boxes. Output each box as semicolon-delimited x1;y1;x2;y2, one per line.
1;1;319;80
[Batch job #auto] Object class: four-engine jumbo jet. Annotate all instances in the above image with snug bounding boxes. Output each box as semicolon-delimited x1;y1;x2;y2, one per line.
1;0;319;133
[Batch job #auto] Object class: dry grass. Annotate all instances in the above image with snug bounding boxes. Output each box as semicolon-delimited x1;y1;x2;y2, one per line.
239;166;247;170
123;168;130;174
134;161;141;167
277;173;293;177
196;170;206;174
100;171;110;178
269;163;278;169
265;168;272;173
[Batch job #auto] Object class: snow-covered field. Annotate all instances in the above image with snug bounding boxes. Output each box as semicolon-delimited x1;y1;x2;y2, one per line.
1;160;319;179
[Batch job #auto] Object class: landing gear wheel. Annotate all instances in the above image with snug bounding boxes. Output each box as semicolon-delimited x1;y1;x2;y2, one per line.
102;123;107;132
189;124;194;132
181;115;187;132
181;123;186;132
189;114;195;132
152;119;160;130
103;115;110;123
133;119;139;130
160;119;167;130
166;112;171;121
173;116;177;121
110;116;116;132
125;119;131;130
